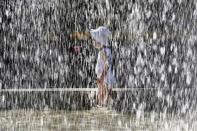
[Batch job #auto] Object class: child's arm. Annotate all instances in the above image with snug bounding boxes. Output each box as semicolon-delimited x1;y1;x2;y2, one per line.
101;50;109;74
97;50;109;83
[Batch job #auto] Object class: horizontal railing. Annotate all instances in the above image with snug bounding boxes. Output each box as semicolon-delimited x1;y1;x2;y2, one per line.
0;88;166;92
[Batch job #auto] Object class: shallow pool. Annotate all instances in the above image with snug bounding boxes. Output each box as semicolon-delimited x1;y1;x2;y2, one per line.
0;108;196;131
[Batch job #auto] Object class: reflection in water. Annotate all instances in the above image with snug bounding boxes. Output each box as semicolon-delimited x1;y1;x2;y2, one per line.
0;109;196;131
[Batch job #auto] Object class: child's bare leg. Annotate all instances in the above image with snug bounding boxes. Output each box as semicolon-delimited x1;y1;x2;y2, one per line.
96;73;106;106
99;85;103;106
96;80;103;106
96;83;101;106
98;82;106;106
101;84;107;106
101;85;104;102
104;86;112;106
103;85;109;105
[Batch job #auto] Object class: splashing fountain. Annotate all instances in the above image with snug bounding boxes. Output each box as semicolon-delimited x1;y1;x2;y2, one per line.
0;0;197;130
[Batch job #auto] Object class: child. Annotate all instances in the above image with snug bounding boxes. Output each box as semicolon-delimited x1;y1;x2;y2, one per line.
70;26;116;107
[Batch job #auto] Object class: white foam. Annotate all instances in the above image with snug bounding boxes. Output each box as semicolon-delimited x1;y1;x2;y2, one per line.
153;32;157;40
5;10;9;17
160;47;165;55
146;10;152;18
157;90;163;98
161;74;165;81
186;73;192;85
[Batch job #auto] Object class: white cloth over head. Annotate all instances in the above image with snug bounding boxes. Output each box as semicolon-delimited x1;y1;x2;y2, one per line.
90;26;111;46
